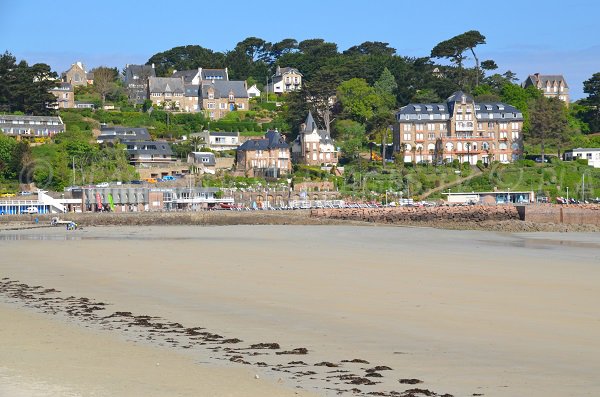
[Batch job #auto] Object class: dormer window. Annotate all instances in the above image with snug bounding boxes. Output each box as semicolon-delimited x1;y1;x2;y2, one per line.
414;105;421;112
229;93;234;101
438;105;445;111
498;105;504;111
208;91;214;99
475;105;480;111
485;105;492;111
426;105;433;112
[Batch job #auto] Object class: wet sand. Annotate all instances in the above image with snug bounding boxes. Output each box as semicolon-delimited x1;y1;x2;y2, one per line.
1;225;599;396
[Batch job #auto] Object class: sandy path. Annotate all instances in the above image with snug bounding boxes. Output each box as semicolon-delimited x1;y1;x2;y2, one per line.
1;225;599;396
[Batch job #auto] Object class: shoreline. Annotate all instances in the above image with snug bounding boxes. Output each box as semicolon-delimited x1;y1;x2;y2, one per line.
1;208;599;233
1;225;599;396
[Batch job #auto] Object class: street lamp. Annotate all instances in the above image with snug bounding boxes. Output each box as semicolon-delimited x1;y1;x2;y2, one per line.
566;186;569;204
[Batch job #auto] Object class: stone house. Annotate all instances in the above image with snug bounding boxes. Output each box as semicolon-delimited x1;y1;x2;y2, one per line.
392;91;524;165
62;61;87;86
200;80;249;120
148;77;185;110
236;130;291;177
49;82;74;109
523;73;569;105
291;112;338;166
123;64;156;104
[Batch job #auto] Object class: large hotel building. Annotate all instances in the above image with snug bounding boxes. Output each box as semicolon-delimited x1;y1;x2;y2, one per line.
393;91;524;165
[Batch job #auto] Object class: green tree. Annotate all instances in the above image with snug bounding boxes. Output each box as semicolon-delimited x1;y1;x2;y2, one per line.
411;88;441;103
147;45;226;76
528;96;569;161
581;72;600;131
92;66;118;105
373;67;397;109
431;30;486;88
344;41;396;57
0;52;57;114
337;78;383;123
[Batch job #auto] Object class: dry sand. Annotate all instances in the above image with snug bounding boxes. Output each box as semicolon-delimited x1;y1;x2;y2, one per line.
1;225;599;396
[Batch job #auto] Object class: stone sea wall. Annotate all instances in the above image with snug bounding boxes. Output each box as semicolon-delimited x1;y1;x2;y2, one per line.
310;205;521;224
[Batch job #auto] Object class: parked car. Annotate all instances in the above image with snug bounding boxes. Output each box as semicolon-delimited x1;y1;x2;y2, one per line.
19;191;33;196
24;206;38;214
144;178;157;184
161;175;175;181
130;180;142;185
1;192;16;198
96;182;109;188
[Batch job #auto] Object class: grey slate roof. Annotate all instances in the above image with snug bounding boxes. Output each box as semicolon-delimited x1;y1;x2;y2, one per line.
200;80;248;99
0;114;64;125
209;131;238;137
98;126;151;142
396;91;523;121
525;73;569;88
184;85;199;97
51;82;73;91
172;69;199;84
189;151;216;166
123;140;173;156
148;77;184;94
238;130;289;151
201;68;228;81
124;64;156;84
274;66;302;77
298;112;334;145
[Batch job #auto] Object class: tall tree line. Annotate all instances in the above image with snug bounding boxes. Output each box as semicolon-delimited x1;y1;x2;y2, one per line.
0;51;57;115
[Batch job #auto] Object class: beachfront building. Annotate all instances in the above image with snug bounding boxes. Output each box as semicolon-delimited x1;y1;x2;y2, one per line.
564;147;600;168
236;130;292;177
393;91;524;165
80;186;232;212
291;112;338;166
0;115;65;140
0;190;70;215
523;73;569;105
444;191;535;205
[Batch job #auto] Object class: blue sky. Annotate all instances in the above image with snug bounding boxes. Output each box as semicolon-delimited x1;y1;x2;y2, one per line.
1;0;598;99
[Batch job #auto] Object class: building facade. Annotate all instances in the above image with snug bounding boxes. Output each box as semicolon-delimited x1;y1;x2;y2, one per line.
62;61;87;86
192;131;240;151
49;82;74;109
0;115;65;140
96;125;151;144
236;130;292;177
523;73;569;105
123;64;156;104
269;66;302;94
148;77;185;110
200;80;249;119
564;147;600;168
291;112;338;166
123;140;176;166
393;91;524;165
187;152;217;174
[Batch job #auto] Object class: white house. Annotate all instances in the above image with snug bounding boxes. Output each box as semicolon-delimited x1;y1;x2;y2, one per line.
247;84;261;98
564;148;600;168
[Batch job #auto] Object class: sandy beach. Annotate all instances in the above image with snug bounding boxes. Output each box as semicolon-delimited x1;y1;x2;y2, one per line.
1;225;599;396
